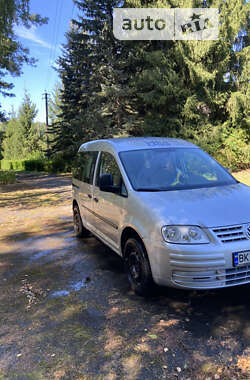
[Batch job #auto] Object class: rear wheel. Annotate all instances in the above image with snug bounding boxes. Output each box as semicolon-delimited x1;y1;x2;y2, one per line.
124;237;154;296
73;204;90;238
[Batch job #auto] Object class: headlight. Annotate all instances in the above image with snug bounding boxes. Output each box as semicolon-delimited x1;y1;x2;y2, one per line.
162;225;209;244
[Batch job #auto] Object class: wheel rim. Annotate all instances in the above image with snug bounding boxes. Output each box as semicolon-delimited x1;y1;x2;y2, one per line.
128;249;142;286
73;209;81;234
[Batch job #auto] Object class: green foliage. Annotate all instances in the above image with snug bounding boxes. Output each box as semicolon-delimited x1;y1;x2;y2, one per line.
0;158;44;171
0;155;70;174
1;117;25;159
48;82;62;125
52;0;249;170
3;159;22;171
50;0;131;157
18;90;38;154
23;159;45;171
0;159;25;170
192;123;250;171
45;154;70;173
0;170;16;184
0;105;6;122
0;122;5;159
220;126;250;170
227;91;249;129
1;92;46;160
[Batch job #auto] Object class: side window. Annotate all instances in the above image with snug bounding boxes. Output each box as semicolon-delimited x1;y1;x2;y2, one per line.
72;151;98;184
96;152;127;196
72;153;81;180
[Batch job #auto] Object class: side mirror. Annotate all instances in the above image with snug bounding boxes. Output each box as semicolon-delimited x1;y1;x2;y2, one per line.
99;174;120;194
99;174;114;192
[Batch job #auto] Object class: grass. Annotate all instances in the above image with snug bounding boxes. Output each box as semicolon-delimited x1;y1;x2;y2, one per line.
233;169;250;186
0;170;16;184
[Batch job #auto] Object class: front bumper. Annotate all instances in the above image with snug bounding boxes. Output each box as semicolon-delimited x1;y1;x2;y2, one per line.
144;238;250;289
171;265;250;288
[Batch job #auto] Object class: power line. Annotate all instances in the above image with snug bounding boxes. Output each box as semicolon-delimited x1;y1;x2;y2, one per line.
51;0;64;68
45;0;60;90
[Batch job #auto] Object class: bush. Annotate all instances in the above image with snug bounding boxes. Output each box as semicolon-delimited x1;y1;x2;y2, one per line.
0;159;25;171
220;127;250;171
0;159;45;172
46;156;65;173
0;156;70;174
24;159;45;171
44;154;71;173
193;124;250;172
0;170;16;184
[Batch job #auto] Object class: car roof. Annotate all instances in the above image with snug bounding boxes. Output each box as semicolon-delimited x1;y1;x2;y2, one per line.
78;137;197;153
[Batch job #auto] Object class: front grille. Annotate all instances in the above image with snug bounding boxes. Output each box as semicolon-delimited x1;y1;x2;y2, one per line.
226;265;250;285
212;225;247;243
172;265;250;288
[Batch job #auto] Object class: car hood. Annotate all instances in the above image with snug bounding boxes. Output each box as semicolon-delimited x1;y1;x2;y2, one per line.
138;183;250;228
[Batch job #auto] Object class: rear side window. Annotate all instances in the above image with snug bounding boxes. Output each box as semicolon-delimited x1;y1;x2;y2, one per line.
72;151;98;184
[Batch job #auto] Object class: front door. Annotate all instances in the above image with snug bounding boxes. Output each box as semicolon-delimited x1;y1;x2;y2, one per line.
92;152;127;252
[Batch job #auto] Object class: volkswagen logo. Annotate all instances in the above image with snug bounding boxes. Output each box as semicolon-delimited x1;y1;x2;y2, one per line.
245;224;250;239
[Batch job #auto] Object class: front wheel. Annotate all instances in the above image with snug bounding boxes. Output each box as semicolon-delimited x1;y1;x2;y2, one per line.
73;205;90;238
124;238;154;296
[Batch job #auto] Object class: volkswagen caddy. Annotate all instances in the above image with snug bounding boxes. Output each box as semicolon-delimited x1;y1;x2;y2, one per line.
72;137;250;295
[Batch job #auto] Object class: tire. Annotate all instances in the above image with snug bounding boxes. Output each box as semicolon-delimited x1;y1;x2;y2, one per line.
124;237;154;296
73;204;90;238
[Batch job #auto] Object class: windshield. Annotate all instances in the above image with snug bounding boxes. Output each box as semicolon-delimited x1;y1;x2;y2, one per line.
119;148;237;191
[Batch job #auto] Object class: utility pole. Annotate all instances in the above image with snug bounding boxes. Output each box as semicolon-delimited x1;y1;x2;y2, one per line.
43;92;49;157
45;92;49;127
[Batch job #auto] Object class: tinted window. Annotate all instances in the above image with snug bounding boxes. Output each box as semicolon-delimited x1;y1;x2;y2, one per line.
72;151;98;184
96;152;127;196
119;148;237;191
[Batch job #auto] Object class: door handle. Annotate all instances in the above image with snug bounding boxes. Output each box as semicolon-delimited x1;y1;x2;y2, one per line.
88;194;92;199
93;197;99;203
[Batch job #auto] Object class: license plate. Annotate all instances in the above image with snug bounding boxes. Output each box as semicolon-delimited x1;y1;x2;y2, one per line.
233;251;250;267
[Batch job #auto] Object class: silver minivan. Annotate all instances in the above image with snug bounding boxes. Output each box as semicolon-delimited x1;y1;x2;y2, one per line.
72;137;250;295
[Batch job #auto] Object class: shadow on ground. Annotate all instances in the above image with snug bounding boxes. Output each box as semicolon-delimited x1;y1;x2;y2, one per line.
0;172;72;210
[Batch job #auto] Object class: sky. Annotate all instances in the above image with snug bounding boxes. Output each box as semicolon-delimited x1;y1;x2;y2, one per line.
1;0;77;122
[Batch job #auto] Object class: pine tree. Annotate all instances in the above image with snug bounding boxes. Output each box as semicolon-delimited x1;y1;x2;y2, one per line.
18;91;38;154
55;0;249;165
2;91;41;159
0;121;6;159
73;0;137;135
48;83;62;125
50;24;92;157
2;117;25;159
125;0;249;140
52;0;136;158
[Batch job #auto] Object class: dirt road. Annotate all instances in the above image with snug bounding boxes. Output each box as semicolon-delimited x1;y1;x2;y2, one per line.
0;173;249;380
